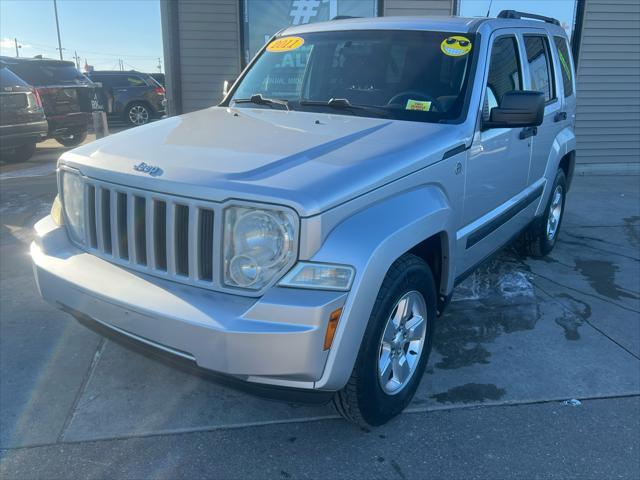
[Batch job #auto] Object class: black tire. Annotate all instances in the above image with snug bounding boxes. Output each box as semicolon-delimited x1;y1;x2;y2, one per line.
123;102;152;126
519;169;567;257
1;142;37;163
333;254;436;426
55;129;88;147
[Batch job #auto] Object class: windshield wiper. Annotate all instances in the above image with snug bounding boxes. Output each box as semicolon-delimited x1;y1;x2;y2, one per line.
299;98;390;118
233;94;290;111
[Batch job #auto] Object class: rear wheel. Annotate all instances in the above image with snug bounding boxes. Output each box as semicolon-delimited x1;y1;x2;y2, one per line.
55;128;88;147
124;102;151;126
333;254;436;426
1;142;37;163
519;169;567;257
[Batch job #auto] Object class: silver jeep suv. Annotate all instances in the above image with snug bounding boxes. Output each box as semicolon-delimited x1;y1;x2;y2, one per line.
32;12;576;426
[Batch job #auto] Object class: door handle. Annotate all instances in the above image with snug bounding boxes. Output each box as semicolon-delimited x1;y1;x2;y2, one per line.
519;126;537;140
554;111;567;122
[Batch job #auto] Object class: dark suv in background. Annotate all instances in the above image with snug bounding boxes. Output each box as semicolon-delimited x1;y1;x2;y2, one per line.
1;56;93;147
87;71;165;126
0;67;48;162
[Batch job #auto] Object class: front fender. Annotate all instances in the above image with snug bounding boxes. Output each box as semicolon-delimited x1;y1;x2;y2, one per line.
310;186;454;390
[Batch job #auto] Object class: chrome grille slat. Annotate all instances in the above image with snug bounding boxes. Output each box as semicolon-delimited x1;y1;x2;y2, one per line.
145;197;155;270
126;194;136;264
82;180;219;290
188;206;199;280
166;202;176;276
95;187;105;252
110;190;120;259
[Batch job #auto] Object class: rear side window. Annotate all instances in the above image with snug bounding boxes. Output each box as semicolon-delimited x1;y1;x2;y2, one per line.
554;37;574;97
524;36;555;102
484;36;522;120
126;76;146;87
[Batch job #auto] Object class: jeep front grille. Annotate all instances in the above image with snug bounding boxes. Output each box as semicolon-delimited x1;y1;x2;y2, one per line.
81;179;219;289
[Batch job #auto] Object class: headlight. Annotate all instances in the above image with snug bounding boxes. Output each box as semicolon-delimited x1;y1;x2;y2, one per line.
60;169;84;243
223;205;297;290
279;263;355;291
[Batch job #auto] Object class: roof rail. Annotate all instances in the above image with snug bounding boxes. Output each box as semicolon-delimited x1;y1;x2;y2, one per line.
497;10;561;26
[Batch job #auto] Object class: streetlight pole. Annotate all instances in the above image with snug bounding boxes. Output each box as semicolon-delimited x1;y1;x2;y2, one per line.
53;0;63;60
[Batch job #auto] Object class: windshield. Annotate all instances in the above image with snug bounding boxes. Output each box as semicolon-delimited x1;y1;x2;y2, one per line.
229;30;476;123
7;63;90;86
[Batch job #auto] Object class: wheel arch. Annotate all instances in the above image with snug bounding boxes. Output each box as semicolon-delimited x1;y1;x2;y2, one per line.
536;126;576;217
309;185;456;390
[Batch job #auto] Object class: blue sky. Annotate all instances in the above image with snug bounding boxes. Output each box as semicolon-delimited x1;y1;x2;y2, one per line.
0;0;163;72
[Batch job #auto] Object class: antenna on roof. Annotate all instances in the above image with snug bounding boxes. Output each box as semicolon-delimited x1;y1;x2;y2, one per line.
486;0;494;17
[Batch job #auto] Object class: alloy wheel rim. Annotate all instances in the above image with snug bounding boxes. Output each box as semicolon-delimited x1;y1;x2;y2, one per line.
546;185;564;241
129;105;149;125
377;290;428;395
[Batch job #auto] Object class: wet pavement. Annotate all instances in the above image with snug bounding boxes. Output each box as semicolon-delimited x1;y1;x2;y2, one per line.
0;153;638;477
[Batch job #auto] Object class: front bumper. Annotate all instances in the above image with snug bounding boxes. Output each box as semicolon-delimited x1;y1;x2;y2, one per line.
31;216;347;391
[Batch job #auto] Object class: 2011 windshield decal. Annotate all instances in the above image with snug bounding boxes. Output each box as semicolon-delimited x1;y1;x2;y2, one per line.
133;162;163;177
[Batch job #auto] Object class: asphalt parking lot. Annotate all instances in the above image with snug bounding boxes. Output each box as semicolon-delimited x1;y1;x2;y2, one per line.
1;138;639;478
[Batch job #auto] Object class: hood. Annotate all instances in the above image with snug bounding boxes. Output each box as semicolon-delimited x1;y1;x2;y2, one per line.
61;106;465;216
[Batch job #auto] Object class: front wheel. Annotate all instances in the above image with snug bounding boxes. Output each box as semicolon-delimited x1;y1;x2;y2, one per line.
333;254;436;426
55;128;88;147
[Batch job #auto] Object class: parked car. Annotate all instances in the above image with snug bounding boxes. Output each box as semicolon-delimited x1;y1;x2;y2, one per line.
0;67;48;162
0;56;93;147
149;72;165;87
87;71;166;126
32;12;576;426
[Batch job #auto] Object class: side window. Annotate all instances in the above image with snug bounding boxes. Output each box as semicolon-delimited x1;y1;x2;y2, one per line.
524;36;555;102
127;76;146;87
554;36;574;97
484;36;522;121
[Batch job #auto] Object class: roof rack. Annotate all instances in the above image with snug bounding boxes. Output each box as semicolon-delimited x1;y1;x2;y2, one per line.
331;15;360;20
497;10;561;26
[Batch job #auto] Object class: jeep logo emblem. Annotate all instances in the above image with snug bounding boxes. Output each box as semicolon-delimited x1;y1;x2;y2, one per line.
133;162;162;177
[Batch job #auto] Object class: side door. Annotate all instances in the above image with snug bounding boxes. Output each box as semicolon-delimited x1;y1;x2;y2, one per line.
111;74;148;114
518;31;563;185
458;33;532;274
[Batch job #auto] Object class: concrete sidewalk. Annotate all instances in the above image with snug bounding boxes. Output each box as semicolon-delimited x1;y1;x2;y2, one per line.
0;172;638;477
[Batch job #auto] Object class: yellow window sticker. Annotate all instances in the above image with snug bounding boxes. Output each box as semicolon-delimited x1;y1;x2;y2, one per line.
406;100;432;111
267;36;305;53
441;36;472;57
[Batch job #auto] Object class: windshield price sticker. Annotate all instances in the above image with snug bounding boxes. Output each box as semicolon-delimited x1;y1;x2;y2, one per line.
441;36;472;57
406;100;432;111
267;36;305;53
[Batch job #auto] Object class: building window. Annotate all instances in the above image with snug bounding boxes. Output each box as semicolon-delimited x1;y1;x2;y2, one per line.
242;0;378;65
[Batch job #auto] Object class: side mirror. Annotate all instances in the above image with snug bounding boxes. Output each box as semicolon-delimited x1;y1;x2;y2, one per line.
222;79;235;97
483;91;545;129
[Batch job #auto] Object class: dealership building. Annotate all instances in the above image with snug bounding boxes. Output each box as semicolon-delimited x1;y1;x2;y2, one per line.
160;0;640;170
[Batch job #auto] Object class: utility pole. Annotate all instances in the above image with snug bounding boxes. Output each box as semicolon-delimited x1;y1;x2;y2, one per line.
14;38;20;57
53;0;64;60
74;50;80;69
157;57;162;72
